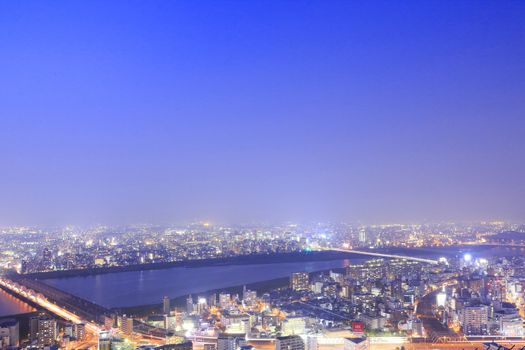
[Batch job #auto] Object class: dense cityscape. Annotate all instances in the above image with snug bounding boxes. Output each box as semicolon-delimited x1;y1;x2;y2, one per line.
0;222;523;275
0;223;524;350
1;0;523;349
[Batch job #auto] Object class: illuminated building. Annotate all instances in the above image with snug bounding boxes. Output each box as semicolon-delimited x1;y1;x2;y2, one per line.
98;331;111;350
290;272;309;291
30;314;57;346
461;305;489;335
197;297;207;314
436;292;447;307
118;315;134;335
242;286;257;306
219;293;231;309
74;323;85;340
499;314;525;336
282;317;306;335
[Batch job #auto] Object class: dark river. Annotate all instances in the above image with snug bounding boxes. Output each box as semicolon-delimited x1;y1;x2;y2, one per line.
41;259;355;308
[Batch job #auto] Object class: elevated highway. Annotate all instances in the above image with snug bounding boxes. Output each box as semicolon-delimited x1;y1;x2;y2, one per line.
324;247;439;264
0;276;102;334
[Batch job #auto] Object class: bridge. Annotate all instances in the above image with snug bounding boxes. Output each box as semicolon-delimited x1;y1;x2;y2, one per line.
0;276;103;334
324;247;439;264
0;274;173;342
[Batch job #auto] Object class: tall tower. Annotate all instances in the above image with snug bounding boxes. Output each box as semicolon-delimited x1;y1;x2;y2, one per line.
186;295;194;314
358;228;367;245
163;296;171;314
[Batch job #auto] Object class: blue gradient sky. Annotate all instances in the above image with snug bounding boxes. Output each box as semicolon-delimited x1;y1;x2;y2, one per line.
1;1;524;225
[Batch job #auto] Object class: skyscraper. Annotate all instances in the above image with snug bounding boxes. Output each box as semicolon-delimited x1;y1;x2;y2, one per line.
358;228;367;245
163;296;171;314
186;295;194;314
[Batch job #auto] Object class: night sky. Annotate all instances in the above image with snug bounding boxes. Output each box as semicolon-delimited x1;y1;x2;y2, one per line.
1;1;524;225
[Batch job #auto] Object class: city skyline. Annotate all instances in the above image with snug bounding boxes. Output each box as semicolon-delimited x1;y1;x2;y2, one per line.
1;1;524;225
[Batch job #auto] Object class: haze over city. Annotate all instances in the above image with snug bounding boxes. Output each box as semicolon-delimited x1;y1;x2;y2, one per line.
1;1;524;225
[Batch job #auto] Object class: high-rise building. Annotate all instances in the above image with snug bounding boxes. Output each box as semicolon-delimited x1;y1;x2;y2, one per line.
187;295;194;314
275;335;305;350
242;286;257;306
98;331;111;350
461;305;489;335
197;297;208;314
208;293;217;307
219;293;231;309
30;314;57;346
118;315;134;335
163;296;171;314
358;228;367;244
290;272;309;291
74;323;85;341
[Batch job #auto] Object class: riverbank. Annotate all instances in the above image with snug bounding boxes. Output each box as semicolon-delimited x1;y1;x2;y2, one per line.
114;265;348;317
115;274;292;317
26;251;361;279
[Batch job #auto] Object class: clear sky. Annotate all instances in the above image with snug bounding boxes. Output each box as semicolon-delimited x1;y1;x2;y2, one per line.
1;1;524;225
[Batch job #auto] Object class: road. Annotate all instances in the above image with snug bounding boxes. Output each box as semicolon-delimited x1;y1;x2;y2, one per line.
371;341;525;350
324;248;439;264
0;277;102;334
